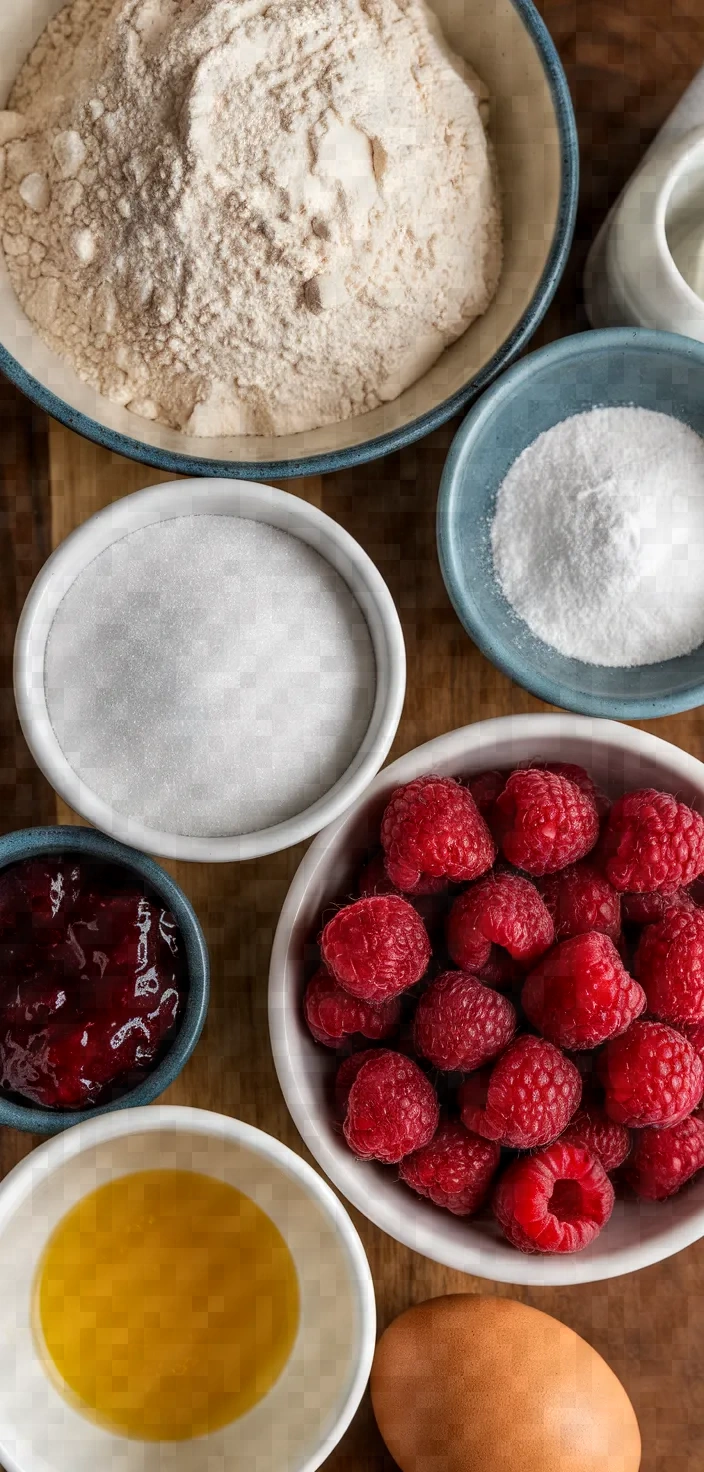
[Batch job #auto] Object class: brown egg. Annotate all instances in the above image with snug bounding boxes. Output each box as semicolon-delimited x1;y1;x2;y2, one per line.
370;1294;641;1472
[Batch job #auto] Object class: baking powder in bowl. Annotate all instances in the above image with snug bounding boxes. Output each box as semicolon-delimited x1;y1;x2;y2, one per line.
43;516;377;837
490;406;704;668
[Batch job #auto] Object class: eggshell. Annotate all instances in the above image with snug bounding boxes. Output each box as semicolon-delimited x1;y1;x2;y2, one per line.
370;1294;641;1472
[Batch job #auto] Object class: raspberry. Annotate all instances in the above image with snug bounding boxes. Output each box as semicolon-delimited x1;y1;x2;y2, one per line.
303;967;400;1048
492;1142;614;1254
636;906;704;1024
601;788;704;893
343;1050;439;1163
559;1105;632;1173
621;887;695;926
467;770;506;817
356;853;448;939
493;769;599;876
678;1020;704;1061
513;761;610;820
380;775;495;891
522;932;645;1050
446;872;554;973
399;1118;500;1216
626;1115;704;1200
334;1048;389;1117
413;971;516;1073
599;1020;704;1128
544;762;611;820
320;895;430;1003
538;863;621;942
357;852;446;899
458;1035;581;1149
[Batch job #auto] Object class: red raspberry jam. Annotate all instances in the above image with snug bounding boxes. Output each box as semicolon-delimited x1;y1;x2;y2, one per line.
0;857;187;1110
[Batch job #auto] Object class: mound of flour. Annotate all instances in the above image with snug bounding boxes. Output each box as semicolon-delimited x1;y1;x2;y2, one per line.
0;0;501;436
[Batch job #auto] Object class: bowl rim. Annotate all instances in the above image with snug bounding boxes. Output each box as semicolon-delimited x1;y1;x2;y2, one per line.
269;713;704;1286
436;325;704;719
14;478;406;862
0;1104;377;1472
0;826;210;1135
0;0;578;479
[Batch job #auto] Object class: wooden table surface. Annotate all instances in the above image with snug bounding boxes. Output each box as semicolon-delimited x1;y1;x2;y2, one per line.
2;3;704;1468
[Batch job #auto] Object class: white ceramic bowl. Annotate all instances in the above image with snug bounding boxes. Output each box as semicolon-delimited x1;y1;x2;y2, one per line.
14;478;405;862
0;0;576;477
0;1105;376;1472
270;713;704;1286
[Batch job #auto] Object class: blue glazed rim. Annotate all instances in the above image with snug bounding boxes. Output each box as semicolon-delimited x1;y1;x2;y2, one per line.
0;827;210;1135
437;325;704;720
0;0;578;481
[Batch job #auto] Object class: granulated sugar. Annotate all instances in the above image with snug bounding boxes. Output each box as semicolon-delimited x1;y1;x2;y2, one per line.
490;406;704;668
44;516;377;836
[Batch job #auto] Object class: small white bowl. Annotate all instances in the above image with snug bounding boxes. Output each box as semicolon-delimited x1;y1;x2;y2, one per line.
0;1104;376;1472
269;713;704;1287
14;478;405;862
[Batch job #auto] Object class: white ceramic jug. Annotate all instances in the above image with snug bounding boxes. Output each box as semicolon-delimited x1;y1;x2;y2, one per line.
585;68;704;337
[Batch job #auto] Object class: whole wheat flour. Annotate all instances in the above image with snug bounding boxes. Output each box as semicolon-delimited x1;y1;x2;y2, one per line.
0;0;502;437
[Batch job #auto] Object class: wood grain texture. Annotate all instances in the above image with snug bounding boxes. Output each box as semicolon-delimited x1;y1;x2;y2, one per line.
3;2;704;1467
0;379;53;832
0;376;56;1184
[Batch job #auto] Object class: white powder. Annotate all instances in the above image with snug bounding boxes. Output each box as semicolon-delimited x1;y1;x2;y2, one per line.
0;0;501;437
490;406;704;668
44;516;377;837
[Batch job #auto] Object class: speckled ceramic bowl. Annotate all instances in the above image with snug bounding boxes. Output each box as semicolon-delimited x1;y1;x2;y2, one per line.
0;0;576;477
0;826;209;1135
437;327;704;719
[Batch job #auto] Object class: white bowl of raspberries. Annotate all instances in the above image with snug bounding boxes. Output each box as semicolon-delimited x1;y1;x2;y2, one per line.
269;714;704;1285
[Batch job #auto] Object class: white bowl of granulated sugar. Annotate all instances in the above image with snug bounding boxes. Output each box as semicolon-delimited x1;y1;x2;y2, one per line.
14;480;406;862
0;0;576;479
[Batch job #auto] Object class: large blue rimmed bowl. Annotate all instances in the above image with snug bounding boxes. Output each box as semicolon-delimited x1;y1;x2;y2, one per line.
0;826;209;1135
437;327;704;719
0;0;577;479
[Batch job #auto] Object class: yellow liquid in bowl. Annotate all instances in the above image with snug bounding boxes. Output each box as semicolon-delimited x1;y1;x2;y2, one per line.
34;1169;300;1441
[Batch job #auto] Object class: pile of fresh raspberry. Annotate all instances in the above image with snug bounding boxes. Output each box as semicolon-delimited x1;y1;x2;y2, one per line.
302;764;704;1255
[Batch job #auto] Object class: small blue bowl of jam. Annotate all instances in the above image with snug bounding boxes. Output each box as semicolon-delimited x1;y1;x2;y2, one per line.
0;826;209;1135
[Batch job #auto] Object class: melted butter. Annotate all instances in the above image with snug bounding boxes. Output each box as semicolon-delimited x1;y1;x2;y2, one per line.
34;1169;300;1441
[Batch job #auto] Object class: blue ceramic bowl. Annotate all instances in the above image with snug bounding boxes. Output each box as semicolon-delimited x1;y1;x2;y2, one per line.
437;327;704;719
0;0;577;479
0;827;209;1135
